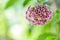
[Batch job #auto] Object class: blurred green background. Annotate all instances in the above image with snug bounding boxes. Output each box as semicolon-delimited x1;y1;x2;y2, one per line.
0;0;60;40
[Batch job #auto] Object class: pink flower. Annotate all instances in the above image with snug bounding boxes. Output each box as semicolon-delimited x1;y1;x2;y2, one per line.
26;4;52;25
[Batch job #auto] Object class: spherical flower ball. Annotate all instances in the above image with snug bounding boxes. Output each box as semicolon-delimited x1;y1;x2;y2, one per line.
26;4;52;25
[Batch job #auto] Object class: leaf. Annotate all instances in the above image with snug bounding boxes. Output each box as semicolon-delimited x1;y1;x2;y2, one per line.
53;9;60;40
37;33;56;40
42;20;53;33
45;36;56;40
53;9;60;22
37;0;48;5
5;0;18;9
26;24;34;37
23;0;31;7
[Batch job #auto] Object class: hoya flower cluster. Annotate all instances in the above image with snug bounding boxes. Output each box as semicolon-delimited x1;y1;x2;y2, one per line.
26;5;52;25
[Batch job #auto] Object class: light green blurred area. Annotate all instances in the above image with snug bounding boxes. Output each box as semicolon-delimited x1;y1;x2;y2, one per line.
0;6;5;37
0;17;5;37
0;0;60;40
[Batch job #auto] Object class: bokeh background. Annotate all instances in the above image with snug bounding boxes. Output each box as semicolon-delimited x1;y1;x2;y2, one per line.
0;0;60;40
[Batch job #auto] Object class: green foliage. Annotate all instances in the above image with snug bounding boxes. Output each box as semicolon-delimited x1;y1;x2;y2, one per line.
37;33;56;40
0;6;6;37
27;24;33;36
53;9;60;22
54;9;60;40
0;4;10;38
23;0;31;7
5;0;18;9
42;21;52;33
45;36;56;40
25;24;34;37
37;0;48;5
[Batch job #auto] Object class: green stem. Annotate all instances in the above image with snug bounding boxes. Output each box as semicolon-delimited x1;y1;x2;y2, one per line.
56;22;60;40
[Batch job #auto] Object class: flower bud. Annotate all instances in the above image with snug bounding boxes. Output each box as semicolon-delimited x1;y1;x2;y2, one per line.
26;4;52;25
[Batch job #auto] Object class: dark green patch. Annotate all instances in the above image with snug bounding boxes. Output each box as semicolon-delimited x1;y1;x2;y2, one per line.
23;0;31;7
5;0;18;9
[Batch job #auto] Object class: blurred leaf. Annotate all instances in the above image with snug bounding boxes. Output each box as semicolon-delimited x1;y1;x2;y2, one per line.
0;5;6;37
26;24;34;37
5;0;18;9
53;9;60;40
0;5;10;38
37;33;56;40
37;0;48;5
55;0;60;8
45;36;56;40
53;9;60;22
23;0;31;7
43;2;52;5
42;20;53;33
